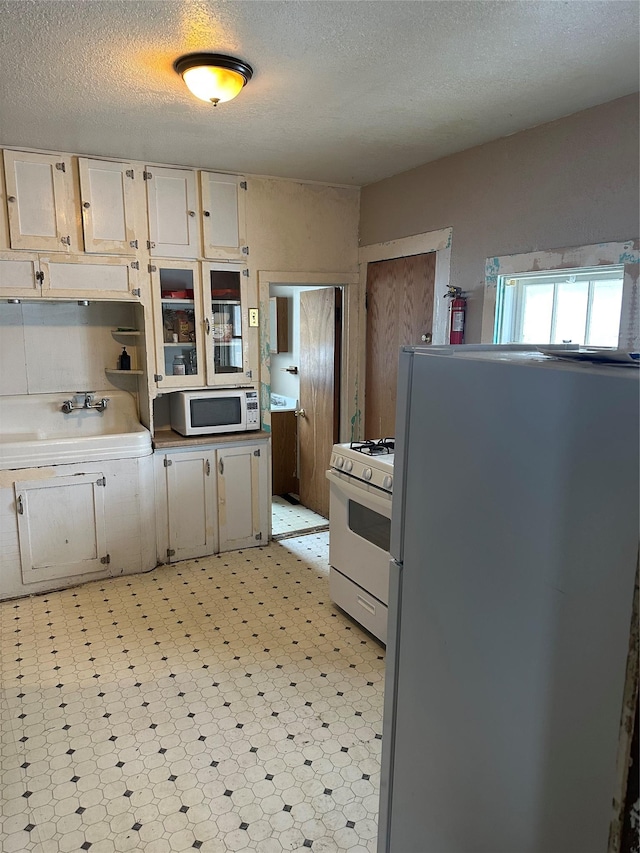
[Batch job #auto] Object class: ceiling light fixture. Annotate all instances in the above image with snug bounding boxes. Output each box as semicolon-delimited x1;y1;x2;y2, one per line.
173;53;253;106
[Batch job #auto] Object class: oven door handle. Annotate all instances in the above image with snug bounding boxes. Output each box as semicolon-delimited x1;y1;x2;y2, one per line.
326;469;392;515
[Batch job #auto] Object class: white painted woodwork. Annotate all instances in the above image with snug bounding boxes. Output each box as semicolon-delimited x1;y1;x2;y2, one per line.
3;150;76;252
146;166;200;259
1;455;156;600
202;261;251;386
200;172;246;259
15;472;107;584
217;443;268;552
78;158;138;254
165;450;216;562
40;254;139;299
150;260;205;388
0;251;40;295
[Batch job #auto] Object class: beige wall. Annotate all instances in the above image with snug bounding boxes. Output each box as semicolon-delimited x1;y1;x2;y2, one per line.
359;94;640;343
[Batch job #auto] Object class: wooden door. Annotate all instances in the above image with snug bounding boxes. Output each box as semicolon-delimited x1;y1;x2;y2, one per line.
3;150;76;252
217;443;267;551
146;166;200;258
166;451;216;561
299;288;341;518
78;158;138;254
365;253;436;438
15;473;107;584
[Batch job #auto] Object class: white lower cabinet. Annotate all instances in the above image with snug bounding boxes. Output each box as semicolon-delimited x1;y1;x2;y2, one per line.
155;438;269;563
15;472;107;584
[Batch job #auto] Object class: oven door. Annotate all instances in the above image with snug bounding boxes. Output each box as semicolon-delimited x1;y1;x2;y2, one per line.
326;468;392;604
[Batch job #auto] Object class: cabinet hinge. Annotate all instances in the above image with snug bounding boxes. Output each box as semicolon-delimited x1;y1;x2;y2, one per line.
205;460;211;476
100;554;111;564
253;449;261;457
242;269;249;277
55;161;66;172
245;370;252;379
167;548;175;558
164;458;172;467
130;260;139;270
60;235;71;246
154;374;163;382
255;532;262;540
96;477;106;487
129;240;138;250
240;181;247;190
125;169;135;179
148;264;157;273
143;171;153;180
131;288;141;298
241;246;249;255
147;241;156;250
35;270;44;283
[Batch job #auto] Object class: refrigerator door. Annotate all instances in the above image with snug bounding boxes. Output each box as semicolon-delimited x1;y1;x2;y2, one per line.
380;348;639;853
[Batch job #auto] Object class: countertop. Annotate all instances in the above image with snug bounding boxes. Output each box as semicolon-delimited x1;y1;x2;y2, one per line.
153;429;270;449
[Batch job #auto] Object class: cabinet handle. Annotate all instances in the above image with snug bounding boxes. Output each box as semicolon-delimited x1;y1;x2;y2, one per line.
7;195;16;203
83;201;91;209
16;495;24;515
219;458;224;475
203;210;210;217
205;318;210;335
188;210;196;217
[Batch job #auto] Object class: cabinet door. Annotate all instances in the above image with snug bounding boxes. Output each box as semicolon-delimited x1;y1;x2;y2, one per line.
0;251;41;296
151;260;206;388
146;166;200;259
165;451;216;561
217;443;268;551
15;473;107;584
39;254;141;300
3;150;77;252
202;262;252;385
78;158;139;254
200;172;246;260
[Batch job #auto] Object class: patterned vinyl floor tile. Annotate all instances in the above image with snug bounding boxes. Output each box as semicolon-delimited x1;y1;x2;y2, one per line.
0;532;384;853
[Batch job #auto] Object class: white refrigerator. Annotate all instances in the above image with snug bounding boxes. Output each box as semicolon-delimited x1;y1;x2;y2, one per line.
378;345;639;853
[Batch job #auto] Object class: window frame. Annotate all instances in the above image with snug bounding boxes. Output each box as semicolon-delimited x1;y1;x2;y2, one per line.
482;240;639;350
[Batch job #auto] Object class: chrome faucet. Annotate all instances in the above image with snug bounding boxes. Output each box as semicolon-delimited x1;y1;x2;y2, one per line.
61;393;109;414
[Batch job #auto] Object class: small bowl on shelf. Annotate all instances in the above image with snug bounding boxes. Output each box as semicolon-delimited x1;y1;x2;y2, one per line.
162;290;189;299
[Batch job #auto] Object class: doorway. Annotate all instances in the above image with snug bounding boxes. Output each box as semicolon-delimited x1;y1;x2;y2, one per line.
269;283;341;538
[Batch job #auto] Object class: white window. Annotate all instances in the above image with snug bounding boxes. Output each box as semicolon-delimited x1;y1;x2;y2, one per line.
494;265;624;347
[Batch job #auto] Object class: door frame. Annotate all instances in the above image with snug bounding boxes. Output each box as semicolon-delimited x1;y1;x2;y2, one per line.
357;227;452;438
258;270;359;442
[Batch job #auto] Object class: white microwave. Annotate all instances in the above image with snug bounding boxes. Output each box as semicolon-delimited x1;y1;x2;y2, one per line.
170;389;260;436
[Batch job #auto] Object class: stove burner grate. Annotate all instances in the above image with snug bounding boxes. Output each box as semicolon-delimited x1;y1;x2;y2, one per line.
350;438;395;455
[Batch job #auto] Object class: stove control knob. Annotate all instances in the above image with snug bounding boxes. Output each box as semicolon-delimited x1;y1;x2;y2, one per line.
344;459;353;472
383;475;393;490
363;467;372;481
335;456;344;469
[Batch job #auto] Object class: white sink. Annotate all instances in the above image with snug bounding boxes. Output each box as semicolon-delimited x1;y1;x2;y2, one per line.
270;394;297;413
0;390;152;470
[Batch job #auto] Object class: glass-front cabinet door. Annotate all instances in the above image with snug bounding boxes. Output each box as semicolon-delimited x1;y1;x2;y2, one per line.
202;262;249;385
151;260;205;388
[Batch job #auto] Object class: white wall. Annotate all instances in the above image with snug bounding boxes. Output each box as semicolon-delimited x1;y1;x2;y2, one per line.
0;301;139;396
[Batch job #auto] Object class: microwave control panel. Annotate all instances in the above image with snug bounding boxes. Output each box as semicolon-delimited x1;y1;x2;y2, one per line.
246;391;260;428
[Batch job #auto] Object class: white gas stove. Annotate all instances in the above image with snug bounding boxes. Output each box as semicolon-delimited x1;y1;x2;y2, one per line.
326;439;395;643
329;439;395;493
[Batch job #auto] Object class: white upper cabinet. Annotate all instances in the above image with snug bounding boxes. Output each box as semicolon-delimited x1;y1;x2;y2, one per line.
78;158;140;254
39;254;141;300
146;166;201;259
3;150;78;252
200;172;246;260
0;251;41;296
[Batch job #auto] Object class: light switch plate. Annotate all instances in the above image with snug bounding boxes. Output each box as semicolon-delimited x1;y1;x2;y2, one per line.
249;308;259;327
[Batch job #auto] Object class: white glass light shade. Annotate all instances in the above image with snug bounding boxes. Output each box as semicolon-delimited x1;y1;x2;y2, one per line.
174;53;253;106
182;66;245;104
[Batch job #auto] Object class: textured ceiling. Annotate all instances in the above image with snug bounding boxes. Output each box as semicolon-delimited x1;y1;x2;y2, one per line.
0;1;637;186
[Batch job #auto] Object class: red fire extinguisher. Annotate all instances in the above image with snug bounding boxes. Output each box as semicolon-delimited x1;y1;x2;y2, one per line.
444;285;467;344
